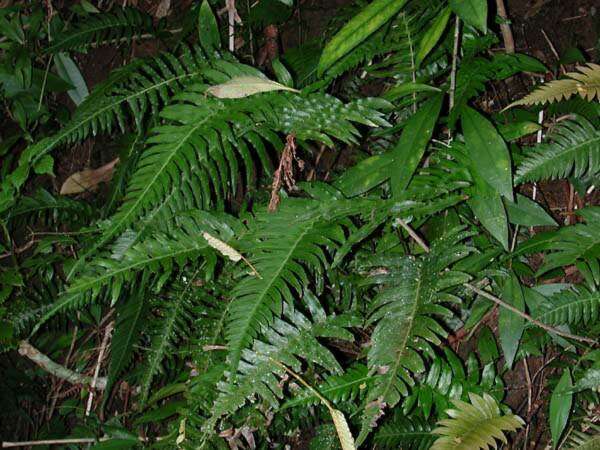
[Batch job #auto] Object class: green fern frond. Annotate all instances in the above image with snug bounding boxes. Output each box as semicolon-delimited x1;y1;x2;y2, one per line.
226;197;372;371
516;116;600;183
431;393;524;450
282;363;372;409
30;212;236;334
9;188;93;224
139;280;206;402
374;413;435;450
357;227;473;444
509;63;600;108
535;286;600;326
566;425;600;450
0;46;213;214
45;8;156;54
516;207;600;276
90;88;388;262
208;296;355;428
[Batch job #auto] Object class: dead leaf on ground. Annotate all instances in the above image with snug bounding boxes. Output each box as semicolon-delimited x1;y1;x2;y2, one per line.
60;157;119;195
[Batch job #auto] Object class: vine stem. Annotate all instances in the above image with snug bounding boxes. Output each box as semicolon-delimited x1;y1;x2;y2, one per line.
495;0;515;53
85;321;114;416
396;219;598;346
449;16;461;111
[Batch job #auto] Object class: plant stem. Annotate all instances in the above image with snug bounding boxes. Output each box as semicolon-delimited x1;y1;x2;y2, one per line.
18;341;107;389
85;321;114;416
495;0;515;53
449;16;461;111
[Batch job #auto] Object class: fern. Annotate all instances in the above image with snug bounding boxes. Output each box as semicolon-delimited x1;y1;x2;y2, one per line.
45;8;156;54
207;296;356;428
357;227;473;443
374;414;435;449
516;116;600;183
535;286;600;326
85;88;388;269
226;196;371;371
566;425;600;450
9;188;93;225
30;212;233;333
139;280;205;402
509;63;600;108
0;46;214;214
282;363;372;409
431;393;524;450
516;207;600;276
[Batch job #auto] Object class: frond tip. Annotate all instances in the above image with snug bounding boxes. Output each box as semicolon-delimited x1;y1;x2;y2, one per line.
431;393;524;450
508;63;600;108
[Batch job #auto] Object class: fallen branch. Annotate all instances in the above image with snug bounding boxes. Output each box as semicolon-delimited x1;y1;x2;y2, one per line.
2;438;97;448
18;341;107;390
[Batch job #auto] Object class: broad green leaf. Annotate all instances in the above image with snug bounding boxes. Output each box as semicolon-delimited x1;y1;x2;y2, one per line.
550;369;573;447
462;107;513;201
449;0;487;33
498;274;525;369
504;194;557;227
54;52;89;106
198;0;220;53
317;0;409;75
467;174;509;250
81;0;100;13
207;76;299;98
390;94;444;197
497;120;541;142
415;7;451;67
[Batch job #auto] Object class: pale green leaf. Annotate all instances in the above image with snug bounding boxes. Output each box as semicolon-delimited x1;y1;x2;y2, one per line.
207;76;299;99
498;274;525;369
54;52;89;106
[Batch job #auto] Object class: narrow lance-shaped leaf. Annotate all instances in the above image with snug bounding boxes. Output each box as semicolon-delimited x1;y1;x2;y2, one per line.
462;107;513;201
415;7;451;67
317;0;409;75
198;0;221;53
550;369;573;447
498;273;525;369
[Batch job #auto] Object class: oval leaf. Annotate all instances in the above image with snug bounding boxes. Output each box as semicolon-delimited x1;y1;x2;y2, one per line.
549;369;573;447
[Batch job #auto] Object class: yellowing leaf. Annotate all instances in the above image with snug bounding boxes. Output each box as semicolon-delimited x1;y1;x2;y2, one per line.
330;409;356;450
60;157;119;195
207;76;299;99
202;232;242;262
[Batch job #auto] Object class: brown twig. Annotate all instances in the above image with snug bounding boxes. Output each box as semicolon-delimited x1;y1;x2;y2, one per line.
85;321;114;416
18;341;106;390
495;0;515;54
449;16;461;111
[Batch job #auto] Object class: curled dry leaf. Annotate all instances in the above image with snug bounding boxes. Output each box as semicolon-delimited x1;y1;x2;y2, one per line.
207;75;299;99
60;157;119;195
202;232;242;262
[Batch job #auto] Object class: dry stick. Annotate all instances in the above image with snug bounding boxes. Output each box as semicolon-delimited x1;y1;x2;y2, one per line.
395;220;598;346
18;341;107;390
495;0;515;54
2;438;98;448
449;16;461;111
227;0;236;52
85;321;114;416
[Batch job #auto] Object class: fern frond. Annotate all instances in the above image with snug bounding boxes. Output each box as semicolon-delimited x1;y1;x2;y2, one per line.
535;286;600;326
208;296;355;428
45;8;156;54
509;63;600;108
226;197;372;371
139;280;207;402
30;212;236;333
374;414;435;450
357;228;473;444
516;207;600;276
566;425;600;450
282;363;371;409
431;393;524;450
92;88;388;259
515;116;600;183
9;188;93;225
1;46;213;214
